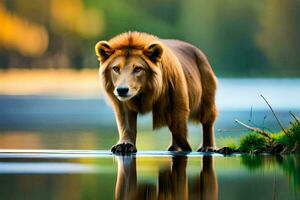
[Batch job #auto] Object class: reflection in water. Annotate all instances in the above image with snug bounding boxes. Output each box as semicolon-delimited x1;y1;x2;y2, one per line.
279;156;300;191
115;156;218;200
0;152;299;199
193;156;218;200
241;154;300;192
115;156;137;200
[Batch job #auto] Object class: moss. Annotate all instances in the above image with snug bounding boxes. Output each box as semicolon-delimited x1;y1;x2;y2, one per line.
239;132;268;153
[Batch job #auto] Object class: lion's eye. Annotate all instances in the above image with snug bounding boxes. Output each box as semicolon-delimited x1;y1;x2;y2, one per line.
112;66;120;73
133;66;143;73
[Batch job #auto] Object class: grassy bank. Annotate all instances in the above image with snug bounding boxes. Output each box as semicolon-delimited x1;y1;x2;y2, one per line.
225;118;300;154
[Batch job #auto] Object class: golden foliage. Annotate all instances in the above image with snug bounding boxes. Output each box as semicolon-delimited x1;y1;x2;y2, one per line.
0;3;48;57
50;0;104;38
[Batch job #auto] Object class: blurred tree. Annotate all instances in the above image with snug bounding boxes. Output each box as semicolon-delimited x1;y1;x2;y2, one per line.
0;0;299;77
179;0;267;76
256;0;300;76
83;0;178;67
0;2;48;57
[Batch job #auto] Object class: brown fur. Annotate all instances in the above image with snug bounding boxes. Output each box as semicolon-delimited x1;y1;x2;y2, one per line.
95;31;217;152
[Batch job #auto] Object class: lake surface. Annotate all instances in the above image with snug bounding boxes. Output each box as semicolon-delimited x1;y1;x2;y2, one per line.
0;78;299;199
0;151;299;200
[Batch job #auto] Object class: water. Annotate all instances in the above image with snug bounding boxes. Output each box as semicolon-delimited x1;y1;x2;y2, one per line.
0;96;298;150
0;151;299;200
0;78;299;199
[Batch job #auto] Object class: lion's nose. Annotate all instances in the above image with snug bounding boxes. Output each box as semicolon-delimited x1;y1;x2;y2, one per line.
116;86;129;96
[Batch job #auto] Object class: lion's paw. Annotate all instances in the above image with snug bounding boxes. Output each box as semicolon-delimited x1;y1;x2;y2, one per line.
167;145;180;151
111;142;137;154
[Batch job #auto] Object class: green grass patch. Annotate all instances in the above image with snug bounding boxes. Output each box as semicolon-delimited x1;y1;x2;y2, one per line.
239;133;268;153
218;137;239;150
234;120;300;153
272;121;300;148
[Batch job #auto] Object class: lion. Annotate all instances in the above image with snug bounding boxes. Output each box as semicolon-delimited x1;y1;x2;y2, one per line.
95;31;217;153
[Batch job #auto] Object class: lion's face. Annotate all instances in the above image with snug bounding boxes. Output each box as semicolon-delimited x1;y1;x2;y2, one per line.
95;40;163;102
108;56;148;101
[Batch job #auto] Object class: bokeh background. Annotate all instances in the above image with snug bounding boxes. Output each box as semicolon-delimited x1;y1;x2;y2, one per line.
0;0;300;150
1;0;300;76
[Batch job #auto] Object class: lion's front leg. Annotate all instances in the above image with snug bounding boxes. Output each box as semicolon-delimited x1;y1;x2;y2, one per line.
168;109;192;152
112;105;137;154
197;121;216;153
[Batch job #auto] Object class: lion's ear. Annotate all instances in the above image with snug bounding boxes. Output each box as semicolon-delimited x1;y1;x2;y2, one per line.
95;41;115;63
143;42;163;63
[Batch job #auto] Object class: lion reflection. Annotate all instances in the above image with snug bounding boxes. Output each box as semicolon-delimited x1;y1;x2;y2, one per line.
114;156;218;200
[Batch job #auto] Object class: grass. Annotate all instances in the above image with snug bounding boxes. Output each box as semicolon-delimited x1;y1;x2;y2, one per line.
286;121;300;146
232;95;300;154
272;121;300;147
234;120;300;153
239;133;268;153
218;137;239;150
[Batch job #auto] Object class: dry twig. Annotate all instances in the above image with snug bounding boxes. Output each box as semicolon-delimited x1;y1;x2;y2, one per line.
235;119;272;139
260;94;288;135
